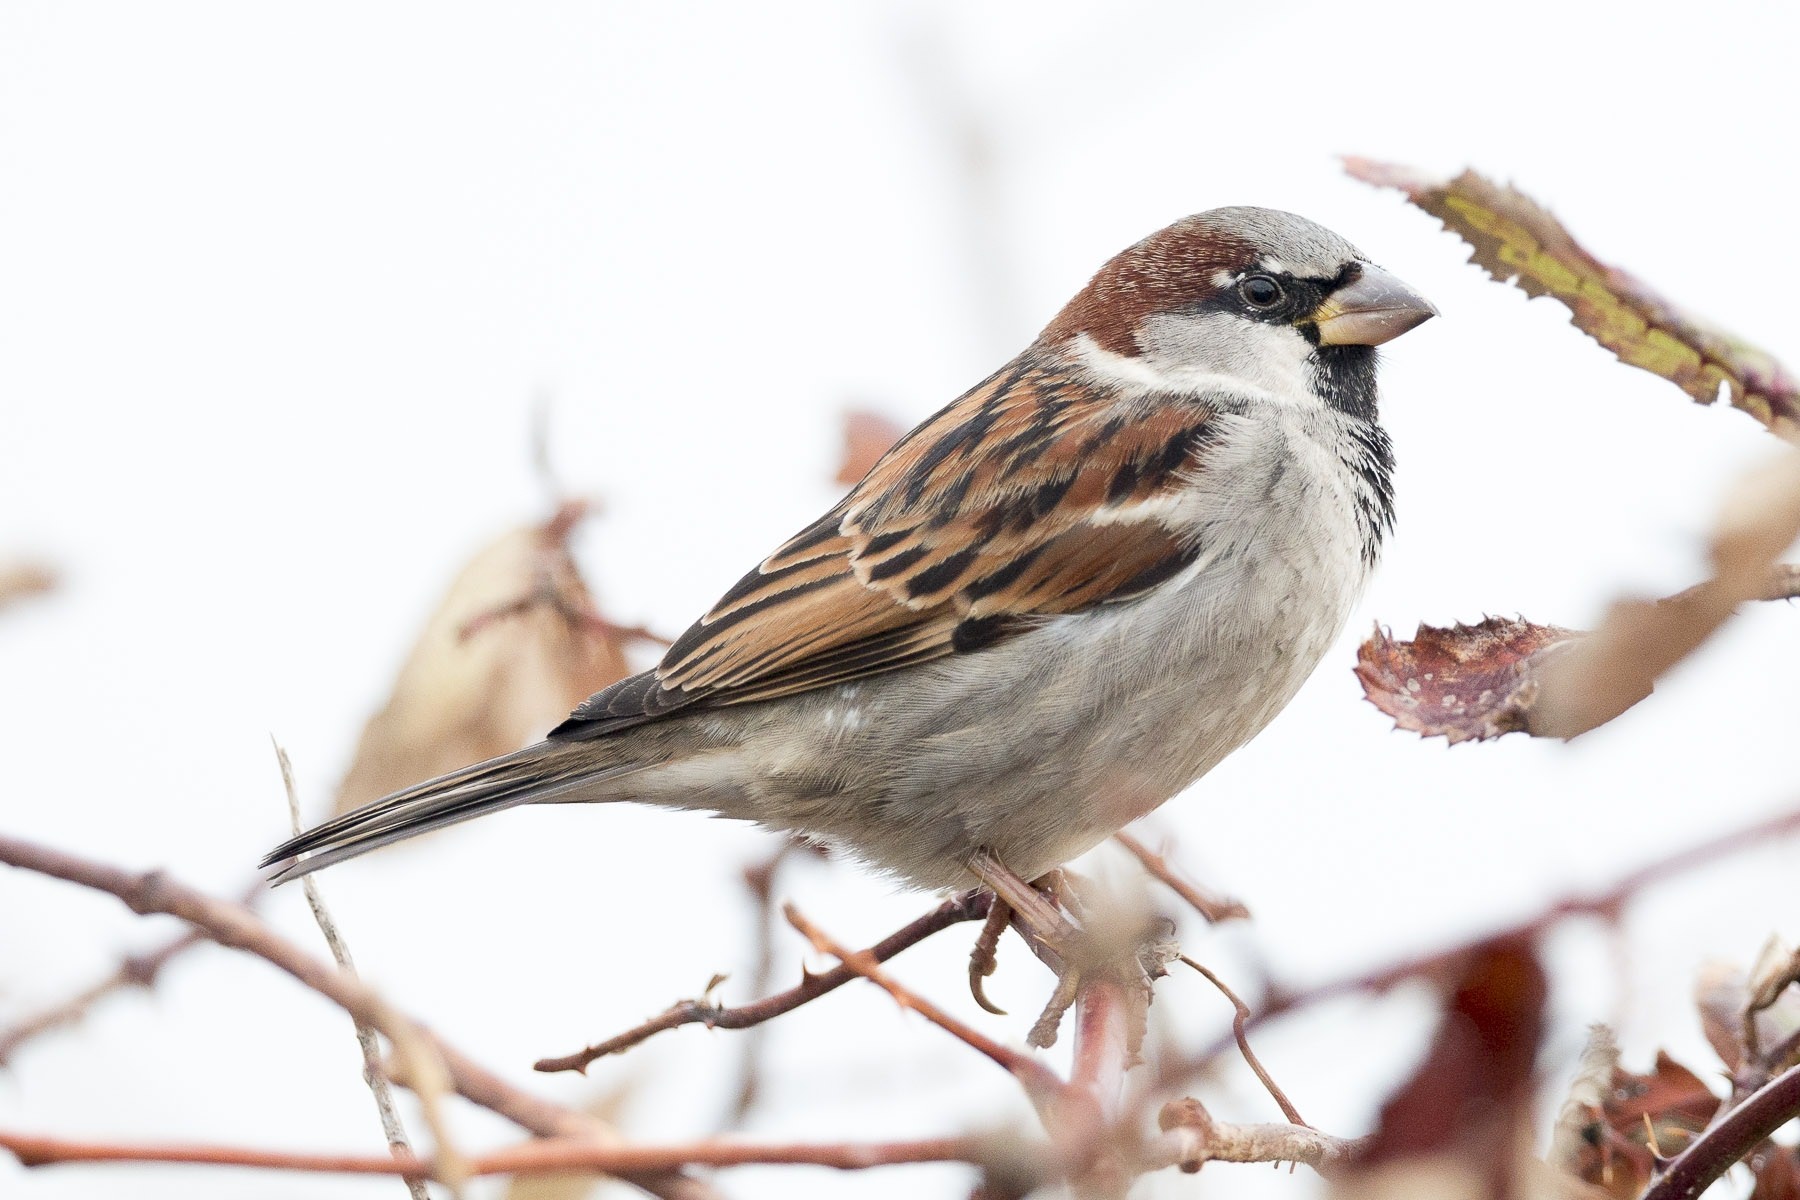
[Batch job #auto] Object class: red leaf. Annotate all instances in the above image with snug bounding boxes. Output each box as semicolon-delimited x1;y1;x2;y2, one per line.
1355;617;1582;743
1358;937;1547;1197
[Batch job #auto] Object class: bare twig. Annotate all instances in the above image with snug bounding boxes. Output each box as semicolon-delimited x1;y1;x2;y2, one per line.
1641;1061;1800;1200
783;902;1071;1108
275;741;438;1200
1148;1098;1362;1175
1177;956;1303;1126
1112;833;1248;925
0;1128;1012;1179
535;890;991;1075
0;832;708;1200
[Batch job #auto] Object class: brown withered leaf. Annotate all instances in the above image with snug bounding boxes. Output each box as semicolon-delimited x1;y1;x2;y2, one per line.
0;561;57;612
1363;455;1800;743
1748;935;1800;1016
1356;616;1588;743
333;500;638;817
1531;452;1800;738
1345;157;1800;437
835;408;907;487
1339;937;1550;1200
1563;1050;1719;1199
1697;961;1753;1072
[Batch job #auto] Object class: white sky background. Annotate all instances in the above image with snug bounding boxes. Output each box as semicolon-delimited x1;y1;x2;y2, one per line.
2;3;1798;1198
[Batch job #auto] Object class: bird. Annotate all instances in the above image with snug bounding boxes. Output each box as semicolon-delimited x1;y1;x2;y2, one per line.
264;206;1434;897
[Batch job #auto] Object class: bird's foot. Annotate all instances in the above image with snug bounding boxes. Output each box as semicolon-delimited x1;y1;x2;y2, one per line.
968;850;1181;1051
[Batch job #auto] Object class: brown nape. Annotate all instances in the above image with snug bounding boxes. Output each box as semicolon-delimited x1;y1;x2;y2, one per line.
1037;218;1256;357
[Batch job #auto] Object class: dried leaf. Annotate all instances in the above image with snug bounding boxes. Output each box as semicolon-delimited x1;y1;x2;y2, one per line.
1345;157;1800;436
1363;456;1800;742
0;561;56;612
1355;617;1586;743
835;409;906;487
1695;951;1800;1084
1348;937;1548;1200
1563;1050;1720;1198
1696;961;1751;1072
1532;452;1800;737
1748;937;1800;1017
333;500;634;817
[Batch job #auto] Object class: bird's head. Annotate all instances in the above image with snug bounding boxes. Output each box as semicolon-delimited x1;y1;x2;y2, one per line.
1041;205;1435;418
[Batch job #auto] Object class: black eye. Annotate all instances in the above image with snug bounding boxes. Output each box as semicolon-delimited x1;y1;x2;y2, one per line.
1238;274;1284;309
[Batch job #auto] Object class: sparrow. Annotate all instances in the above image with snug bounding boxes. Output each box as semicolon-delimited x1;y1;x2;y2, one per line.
265;206;1434;895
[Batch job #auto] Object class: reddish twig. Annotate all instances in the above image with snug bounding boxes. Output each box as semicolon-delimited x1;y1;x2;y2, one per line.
783;902;1072;1107
1177;956;1303;1126
1641;1062;1800;1200
0;833;707;1200
1112;833;1249;924
0;1128;1011;1178
535;890;992;1074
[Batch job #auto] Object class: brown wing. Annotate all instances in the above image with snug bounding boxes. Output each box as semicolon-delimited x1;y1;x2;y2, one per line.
551;357;1219;740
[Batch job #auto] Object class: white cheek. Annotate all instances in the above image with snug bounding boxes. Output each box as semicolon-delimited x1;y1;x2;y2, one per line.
1133;311;1318;403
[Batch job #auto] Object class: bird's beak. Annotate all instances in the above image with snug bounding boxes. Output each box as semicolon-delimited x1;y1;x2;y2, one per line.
1311;264;1437;346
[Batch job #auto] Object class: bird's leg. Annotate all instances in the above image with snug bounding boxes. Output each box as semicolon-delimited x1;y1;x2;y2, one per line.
969;850;1076;946
969;852;1181;1053
969;851;1094;1048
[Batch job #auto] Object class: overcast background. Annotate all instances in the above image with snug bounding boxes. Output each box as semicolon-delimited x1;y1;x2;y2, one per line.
3;3;1798;1198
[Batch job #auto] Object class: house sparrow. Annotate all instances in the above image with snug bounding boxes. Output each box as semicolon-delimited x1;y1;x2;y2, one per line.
265;207;1434;893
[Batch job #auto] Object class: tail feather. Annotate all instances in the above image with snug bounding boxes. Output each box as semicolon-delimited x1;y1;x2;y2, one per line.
261;742;636;884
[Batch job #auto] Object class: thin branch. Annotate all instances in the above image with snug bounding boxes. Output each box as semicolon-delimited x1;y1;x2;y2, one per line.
782;902;1072;1107
1112;833;1249;925
276;741;437;1200
535;890;991;1074
0;1128;1012;1178
1177;956;1303;1126
1147;1098;1362;1176
0;832;708;1200
1641;1061;1800;1200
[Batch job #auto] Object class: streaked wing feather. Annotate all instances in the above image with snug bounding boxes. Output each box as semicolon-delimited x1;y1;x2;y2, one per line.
552;358;1218;741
